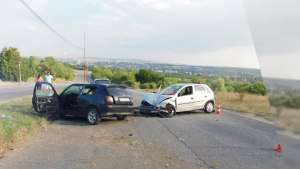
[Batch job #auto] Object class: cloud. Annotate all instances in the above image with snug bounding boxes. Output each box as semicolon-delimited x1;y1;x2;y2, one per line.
153;2;171;10
243;0;300;79
139;46;260;68
26;25;39;30
1;0;259;69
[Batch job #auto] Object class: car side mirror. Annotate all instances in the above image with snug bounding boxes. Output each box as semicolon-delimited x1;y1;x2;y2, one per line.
178;93;182;97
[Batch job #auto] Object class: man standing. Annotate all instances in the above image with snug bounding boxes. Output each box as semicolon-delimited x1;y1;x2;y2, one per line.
44;71;53;92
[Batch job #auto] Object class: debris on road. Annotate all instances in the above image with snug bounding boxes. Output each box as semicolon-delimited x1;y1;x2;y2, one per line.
165;163;170;167
129;134;133;136
1;115;12;119
10;147;15;151
178;138;185;142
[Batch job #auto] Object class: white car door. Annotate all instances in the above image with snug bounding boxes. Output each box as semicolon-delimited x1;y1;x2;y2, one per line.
193;85;207;109
176;86;195;112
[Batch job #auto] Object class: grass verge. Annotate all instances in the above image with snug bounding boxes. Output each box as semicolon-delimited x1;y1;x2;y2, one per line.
0;97;49;157
214;92;272;119
0;89;65;158
0;82;32;88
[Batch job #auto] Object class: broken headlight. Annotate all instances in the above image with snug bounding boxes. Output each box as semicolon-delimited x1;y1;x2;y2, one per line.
156;100;168;108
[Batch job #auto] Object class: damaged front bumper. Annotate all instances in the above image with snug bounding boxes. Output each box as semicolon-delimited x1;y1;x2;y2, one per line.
133;105;168;115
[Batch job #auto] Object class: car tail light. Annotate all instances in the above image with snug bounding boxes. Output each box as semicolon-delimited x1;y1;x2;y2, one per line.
167;93;176;95
194;82;202;84
106;96;114;102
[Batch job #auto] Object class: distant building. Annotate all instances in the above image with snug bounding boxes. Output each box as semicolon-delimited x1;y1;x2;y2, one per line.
165;70;178;74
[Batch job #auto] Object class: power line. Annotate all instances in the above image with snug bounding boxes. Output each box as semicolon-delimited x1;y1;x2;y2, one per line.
19;0;83;50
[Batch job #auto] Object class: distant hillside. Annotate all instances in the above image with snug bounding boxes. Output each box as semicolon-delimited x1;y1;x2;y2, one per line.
21;55;262;78
263;77;300;90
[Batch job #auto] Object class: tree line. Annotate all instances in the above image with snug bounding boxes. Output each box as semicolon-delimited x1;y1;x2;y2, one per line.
0;47;76;82
90;65;267;96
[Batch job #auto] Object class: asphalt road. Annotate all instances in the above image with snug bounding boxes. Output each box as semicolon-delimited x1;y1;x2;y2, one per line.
0;70;92;103
0;72;298;169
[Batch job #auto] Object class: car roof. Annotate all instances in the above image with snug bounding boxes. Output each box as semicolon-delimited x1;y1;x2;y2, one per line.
169;83;207;86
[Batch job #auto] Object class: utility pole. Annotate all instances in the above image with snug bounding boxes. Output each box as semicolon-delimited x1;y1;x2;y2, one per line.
83;34;85;84
235;70;237;82
18;62;22;83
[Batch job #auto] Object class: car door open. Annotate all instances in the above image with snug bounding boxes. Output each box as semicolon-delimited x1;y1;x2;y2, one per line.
32;82;59;120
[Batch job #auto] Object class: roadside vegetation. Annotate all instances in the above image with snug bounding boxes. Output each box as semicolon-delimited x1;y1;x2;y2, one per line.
0;89;64;158
0;47;76;82
0;97;48;157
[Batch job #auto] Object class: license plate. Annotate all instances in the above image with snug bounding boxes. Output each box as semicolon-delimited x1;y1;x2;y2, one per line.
119;98;130;102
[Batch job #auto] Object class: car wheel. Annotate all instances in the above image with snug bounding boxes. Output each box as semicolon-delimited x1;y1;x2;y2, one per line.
87;108;101;125
160;105;176;117
204;102;214;113
116;115;128;121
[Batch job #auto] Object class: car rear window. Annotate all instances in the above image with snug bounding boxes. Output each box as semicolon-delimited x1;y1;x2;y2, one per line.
107;87;132;96
95;80;111;84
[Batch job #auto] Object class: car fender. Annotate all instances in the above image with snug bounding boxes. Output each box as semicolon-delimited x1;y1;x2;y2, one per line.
86;105;101;117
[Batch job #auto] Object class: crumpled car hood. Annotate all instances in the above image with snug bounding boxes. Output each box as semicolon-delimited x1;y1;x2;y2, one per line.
143;93;174;106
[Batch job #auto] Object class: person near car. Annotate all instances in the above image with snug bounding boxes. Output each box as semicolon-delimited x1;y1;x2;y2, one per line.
44;72;53;92
36;74;43;90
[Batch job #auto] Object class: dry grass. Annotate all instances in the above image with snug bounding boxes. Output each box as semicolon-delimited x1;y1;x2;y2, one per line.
215;92;272;119
137;89;160;93
271;107;300;134
0;84;31;89
52;78;66;83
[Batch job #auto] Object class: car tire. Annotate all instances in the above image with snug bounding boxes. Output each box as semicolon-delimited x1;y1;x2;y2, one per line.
204;102;214;113
116;115;128;121
160;104;176;117
87;108;101;125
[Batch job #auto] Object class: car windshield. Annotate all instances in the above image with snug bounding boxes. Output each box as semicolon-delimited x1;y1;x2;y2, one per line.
159;85;183;95
95;80;111;84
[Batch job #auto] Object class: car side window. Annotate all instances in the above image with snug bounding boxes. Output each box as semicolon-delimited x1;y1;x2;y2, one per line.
63;85;83;95
81;85;98;95
194;85;205;93
179;86;193;96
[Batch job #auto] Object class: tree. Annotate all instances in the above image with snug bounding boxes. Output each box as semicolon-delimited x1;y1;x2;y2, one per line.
211;78;226;92
135;69;164;84
29;56;38;77
0;47;22;81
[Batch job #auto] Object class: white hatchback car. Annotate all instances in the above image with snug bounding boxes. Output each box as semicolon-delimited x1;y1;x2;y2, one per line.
140;82;215;117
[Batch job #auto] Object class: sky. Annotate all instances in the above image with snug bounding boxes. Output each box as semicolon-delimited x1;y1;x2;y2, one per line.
0;0;260;69
243;0;300;79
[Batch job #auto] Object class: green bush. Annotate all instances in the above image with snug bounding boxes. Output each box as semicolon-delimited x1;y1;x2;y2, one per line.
226;86;235;93
149;82;157;89
140;83;150;89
